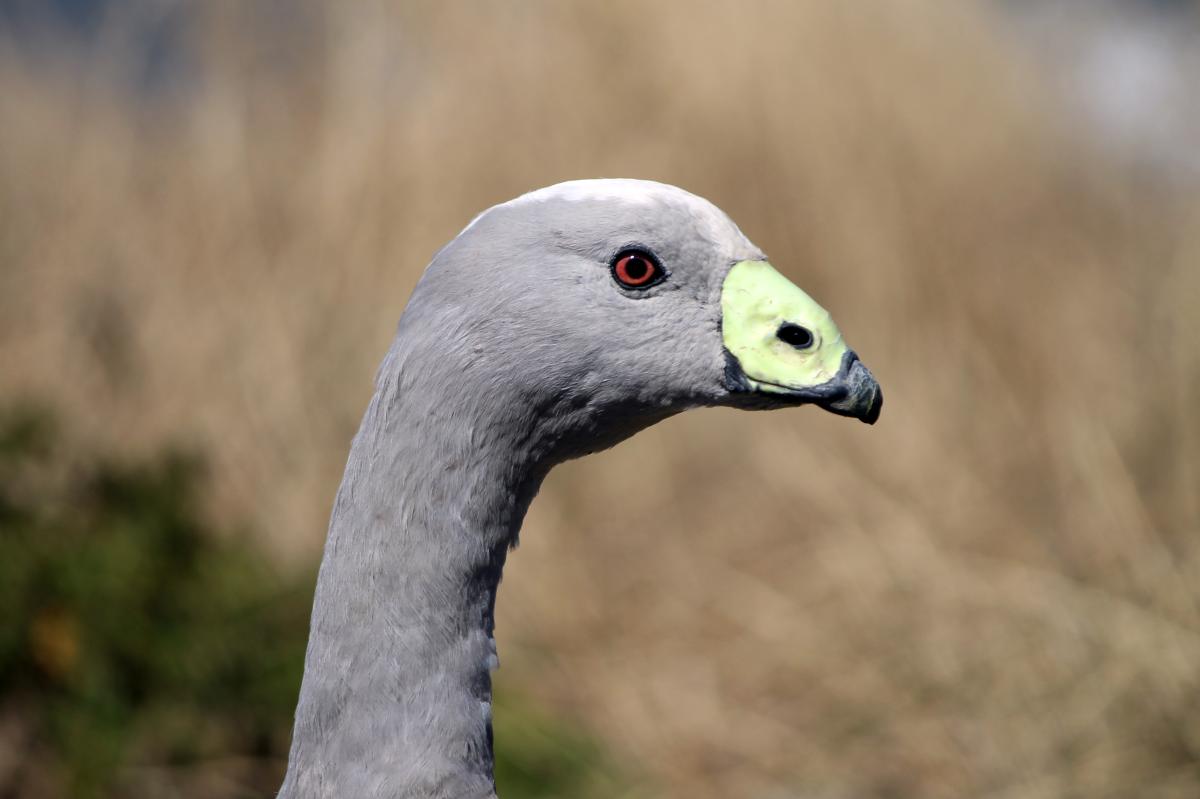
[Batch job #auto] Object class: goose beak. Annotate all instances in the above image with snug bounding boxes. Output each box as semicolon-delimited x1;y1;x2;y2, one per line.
807;350;883;424
720;260;882;424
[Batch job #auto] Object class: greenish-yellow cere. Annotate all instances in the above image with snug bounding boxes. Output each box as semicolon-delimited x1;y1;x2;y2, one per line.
720;260;848;393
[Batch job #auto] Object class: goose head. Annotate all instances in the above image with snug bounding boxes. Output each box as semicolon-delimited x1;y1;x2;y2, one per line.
279;180;883;798
398;179;881;461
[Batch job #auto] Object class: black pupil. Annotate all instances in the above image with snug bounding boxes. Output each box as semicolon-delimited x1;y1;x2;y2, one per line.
777;323;814;349
624;257;650;281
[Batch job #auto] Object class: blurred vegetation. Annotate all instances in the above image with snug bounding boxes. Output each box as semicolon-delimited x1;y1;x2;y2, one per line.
0;403;310;797
0;404;626;798
492;689;636;799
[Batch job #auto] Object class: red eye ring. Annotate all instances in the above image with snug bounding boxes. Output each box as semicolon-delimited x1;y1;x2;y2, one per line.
612;250;663;289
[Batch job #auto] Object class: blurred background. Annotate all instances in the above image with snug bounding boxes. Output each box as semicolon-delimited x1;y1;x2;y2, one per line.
1;1;1198;797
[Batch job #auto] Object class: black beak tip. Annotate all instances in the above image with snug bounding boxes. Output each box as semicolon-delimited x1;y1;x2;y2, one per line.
861;386;883;425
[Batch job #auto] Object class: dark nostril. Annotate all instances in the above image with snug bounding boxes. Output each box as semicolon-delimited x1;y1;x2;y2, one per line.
777;323;814;350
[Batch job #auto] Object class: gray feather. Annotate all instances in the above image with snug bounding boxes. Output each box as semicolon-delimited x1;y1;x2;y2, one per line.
280;180;766;799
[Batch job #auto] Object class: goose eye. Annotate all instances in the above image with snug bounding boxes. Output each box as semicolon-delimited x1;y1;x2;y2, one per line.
612;250;663;289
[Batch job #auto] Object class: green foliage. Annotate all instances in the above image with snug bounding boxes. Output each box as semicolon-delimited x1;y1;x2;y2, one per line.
0;404;631;798
492;685;636;799
0;404;313;797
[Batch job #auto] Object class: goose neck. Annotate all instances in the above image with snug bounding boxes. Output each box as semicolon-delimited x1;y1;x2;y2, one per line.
281;374;543;799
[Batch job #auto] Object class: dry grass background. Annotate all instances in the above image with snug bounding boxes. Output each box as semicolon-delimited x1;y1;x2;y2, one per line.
2;2;1199;797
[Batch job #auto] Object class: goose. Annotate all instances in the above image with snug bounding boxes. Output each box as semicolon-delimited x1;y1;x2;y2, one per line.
278;179;882;799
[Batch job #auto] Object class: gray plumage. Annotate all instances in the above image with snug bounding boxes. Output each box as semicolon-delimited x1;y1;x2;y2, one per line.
279;180;879;799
